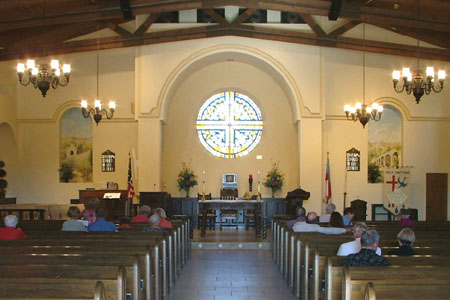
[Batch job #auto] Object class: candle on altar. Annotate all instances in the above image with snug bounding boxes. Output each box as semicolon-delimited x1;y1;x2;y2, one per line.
202;170;205;181
257;170;261;183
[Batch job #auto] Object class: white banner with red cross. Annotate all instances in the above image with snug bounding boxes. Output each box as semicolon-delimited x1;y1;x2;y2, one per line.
383;168;412;215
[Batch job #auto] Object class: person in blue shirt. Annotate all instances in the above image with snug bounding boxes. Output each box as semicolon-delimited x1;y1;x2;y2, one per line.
342;207;355;226
88;207;117;232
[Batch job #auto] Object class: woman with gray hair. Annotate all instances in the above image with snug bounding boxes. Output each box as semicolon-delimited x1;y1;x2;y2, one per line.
132;205;151;223
0;215;27;240
154;208;172;229
388;228;417;256
143;214;167;232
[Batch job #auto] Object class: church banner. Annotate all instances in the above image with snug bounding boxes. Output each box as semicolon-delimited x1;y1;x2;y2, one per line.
383;168;411;215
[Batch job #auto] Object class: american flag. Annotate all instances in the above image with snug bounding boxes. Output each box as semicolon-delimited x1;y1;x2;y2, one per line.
325;157;332;203
127;156;135;199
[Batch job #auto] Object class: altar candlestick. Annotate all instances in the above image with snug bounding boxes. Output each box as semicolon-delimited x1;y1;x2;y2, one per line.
202;170;205;181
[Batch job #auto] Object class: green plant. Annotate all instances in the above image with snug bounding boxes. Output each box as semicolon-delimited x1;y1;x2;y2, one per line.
263;162;284;197
368;162;382;183
177;162;198;195
59;162;74;183
0;161;7;198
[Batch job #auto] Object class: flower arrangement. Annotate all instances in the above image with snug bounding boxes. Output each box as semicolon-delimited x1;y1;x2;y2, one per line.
177;162;198;197
263;162;284;197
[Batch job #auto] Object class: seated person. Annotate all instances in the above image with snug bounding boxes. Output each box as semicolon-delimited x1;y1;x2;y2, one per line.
118;217;132;229
154;208;172;229
132;205;151;223
143;214;167;232
81;198;100;225
62;206;88;231
342;207;355;226
337;222;382;256
330;212;345;228
319;203;336;223
388;228;417;256
345;230;390;266
87;208;117;232
0;215;27;240
293;212;347;235
286;206;306;228
398;208;415;227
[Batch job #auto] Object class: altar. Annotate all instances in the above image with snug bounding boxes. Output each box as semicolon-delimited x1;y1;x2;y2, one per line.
198;199;264;238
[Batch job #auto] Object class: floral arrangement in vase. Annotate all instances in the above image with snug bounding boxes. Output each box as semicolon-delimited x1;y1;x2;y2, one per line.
263;162;284;197
177;162;198;197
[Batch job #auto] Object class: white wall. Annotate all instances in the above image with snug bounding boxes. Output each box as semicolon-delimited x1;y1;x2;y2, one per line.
161;60;299;198
2;34;449;219
10;48;138;204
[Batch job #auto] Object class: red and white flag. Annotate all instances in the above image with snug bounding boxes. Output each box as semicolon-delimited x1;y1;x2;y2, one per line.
127;156;135;199
325;157;332;203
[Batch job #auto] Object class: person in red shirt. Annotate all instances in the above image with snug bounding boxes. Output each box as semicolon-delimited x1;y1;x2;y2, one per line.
0;215;27;240
154;208;172;229
132;205;151;223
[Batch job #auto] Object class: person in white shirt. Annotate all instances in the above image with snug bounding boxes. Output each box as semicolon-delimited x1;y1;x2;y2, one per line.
319;203;336;223
293;212;347;235
337;222;382;256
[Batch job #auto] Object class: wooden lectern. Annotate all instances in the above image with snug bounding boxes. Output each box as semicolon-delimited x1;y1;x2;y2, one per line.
79;189;127;221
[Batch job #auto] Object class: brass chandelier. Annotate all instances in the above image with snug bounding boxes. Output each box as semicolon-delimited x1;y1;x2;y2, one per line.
16;0;71;97
344;23;383;128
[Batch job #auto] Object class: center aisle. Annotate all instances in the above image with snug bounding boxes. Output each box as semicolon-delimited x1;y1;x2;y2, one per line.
168;249;296;300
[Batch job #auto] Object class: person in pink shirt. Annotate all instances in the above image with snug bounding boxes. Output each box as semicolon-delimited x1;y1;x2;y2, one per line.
398;208;415;227
0;215;27;240
132;205;151;223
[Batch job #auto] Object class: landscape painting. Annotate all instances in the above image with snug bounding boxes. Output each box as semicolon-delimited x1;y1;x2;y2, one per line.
60;108;93;183
368;106;402;183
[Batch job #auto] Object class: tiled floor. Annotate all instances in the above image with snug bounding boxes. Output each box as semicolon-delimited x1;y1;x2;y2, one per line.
168;250;297;300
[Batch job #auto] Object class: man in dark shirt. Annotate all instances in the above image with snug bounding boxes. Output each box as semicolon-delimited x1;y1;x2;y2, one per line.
345;229;390;266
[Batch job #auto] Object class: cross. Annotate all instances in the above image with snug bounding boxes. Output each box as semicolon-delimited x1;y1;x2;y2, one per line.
386;175;397;191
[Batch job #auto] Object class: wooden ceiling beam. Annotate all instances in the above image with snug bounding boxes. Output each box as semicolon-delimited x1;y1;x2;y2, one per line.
299;14;327;38
97;20;132;37
134;13;161;35
1;23;448;62
1;0;448;33
231;8;258;26
328;20;361;39
374;24;450;51
203;8;228;26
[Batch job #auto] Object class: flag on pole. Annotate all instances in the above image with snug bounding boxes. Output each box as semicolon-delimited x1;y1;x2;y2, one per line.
325;157;332;203
127;156;135;199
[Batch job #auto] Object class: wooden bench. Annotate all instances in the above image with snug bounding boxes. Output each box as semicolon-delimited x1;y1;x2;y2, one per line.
0;265;127;300
326;256;450;300
344;266;450;300
272;219;450;300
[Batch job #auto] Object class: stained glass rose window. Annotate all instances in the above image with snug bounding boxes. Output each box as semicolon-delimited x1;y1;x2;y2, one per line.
196;91;263;158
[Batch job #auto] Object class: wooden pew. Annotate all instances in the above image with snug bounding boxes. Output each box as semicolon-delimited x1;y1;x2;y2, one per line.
343;266;450;300
326;256;450;300
0;265;127;300
0;239;161;300
272;219;450;300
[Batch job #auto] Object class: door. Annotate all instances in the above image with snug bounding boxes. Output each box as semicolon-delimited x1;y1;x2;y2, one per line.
426;173;448;221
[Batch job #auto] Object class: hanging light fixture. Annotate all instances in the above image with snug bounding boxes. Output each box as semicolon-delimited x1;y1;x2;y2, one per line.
80;27;115;125
344;23;383;128
16;0;71;97
391;0;445;104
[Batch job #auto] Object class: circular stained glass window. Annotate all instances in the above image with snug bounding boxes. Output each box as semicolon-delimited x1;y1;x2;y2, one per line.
196;91;264;158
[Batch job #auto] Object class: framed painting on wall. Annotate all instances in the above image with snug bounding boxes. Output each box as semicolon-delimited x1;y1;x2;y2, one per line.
368;106;402;183
59;108;93;183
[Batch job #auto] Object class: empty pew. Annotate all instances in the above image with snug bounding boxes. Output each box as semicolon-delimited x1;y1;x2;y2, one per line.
0;266;126;300
343;266;450;300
